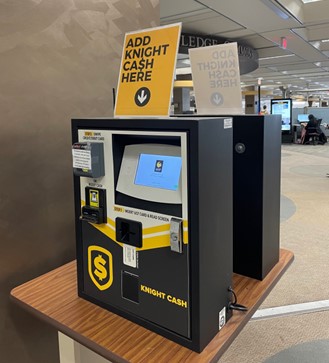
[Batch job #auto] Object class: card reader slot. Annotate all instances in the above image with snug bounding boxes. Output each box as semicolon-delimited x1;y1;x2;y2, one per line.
116;217;142;248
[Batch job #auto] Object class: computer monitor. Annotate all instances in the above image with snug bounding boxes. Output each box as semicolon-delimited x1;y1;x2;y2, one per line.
297;114;309;123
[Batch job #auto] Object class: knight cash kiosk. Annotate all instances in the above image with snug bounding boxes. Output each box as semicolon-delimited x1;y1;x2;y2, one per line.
72;117;233;352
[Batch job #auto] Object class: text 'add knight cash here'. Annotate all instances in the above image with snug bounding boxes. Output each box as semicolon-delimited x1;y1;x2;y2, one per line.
114;24;181;117
189;43;243;115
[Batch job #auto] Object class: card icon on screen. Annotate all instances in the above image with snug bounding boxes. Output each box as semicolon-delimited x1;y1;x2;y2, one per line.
154;160;163;172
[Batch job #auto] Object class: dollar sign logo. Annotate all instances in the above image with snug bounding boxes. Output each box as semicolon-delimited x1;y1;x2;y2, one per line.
94;254;107;281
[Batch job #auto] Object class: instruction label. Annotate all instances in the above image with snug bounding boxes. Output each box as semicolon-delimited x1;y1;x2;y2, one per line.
72;148;91;170
219;307;226;330
123;245;137;268
114;206;170;222
224;118;233;129
189;42;243;115
82;131;104;141
114;23;181;117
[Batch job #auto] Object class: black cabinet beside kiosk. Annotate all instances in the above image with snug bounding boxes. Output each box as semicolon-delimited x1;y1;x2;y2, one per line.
233;114;281;280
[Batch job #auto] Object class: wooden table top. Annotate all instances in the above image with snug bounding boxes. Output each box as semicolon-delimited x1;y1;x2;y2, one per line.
11;249;293;363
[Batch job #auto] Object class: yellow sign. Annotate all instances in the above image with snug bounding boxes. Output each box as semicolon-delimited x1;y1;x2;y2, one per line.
88;246;113;291
114;23;181;117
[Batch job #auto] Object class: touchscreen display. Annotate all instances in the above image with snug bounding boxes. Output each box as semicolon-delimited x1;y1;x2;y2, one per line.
134;154;182;191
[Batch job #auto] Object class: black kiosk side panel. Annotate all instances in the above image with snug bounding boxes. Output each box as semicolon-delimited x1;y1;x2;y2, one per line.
195;119;233;349
262;114;281;277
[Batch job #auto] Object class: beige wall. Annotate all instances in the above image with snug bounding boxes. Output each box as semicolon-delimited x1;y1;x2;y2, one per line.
0;1;159;362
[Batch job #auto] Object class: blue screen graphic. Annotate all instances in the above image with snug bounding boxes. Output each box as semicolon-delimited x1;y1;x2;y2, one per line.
134;154;182;191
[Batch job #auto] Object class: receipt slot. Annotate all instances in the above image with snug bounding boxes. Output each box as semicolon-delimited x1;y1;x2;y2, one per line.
72;117;233;352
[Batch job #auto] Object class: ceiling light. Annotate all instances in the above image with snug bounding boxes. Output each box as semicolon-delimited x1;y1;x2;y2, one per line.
259;54;295;60
311;41;321;49
322;39;329;43
175;67;192;75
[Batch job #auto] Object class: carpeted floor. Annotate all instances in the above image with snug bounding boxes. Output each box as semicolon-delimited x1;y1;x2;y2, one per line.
218;143;329;363
219;312;329;363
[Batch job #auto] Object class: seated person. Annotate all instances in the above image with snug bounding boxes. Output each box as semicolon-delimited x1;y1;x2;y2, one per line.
303;114;327;144
260;105;268;115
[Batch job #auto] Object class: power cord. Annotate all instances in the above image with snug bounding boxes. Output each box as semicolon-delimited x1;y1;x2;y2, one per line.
228;286;248;312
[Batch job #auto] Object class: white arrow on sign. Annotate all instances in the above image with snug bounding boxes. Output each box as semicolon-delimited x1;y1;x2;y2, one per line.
137;89;147;104
210;92;224;106
134;87;151;107
213;94;221;104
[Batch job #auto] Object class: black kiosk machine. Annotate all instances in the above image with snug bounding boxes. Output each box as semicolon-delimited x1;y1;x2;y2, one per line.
72;117;233;352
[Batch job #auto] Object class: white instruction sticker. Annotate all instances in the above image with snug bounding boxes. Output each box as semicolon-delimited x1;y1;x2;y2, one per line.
224;118;232;129
123;245;137;268
72;149;92;169
219;307;226;331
